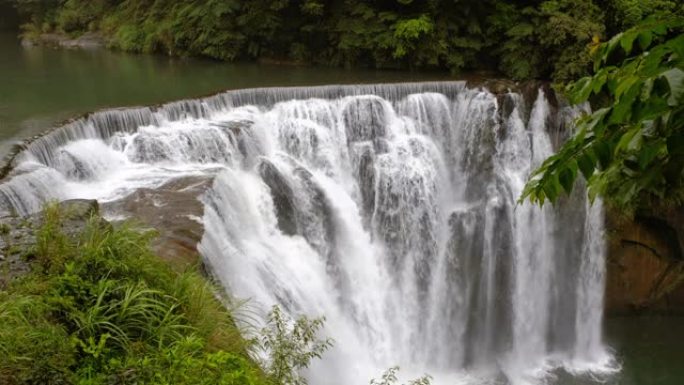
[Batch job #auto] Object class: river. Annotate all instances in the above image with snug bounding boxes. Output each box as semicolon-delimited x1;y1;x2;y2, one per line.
0;31;682;385
0;31;445;157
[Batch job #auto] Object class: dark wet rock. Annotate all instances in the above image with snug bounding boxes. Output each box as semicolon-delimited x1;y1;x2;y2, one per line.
210;120;253;136
357;146;376;228
342;96;388;143
58;199;100;220
102;175;213;269
258;159;298;236
499;93;520;122
479;79;518;95
128;135;173;163
57;150;94;180
373;138;391;154
292;167;336;255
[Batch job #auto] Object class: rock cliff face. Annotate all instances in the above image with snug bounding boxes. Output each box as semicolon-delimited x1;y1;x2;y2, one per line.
605;207;684;315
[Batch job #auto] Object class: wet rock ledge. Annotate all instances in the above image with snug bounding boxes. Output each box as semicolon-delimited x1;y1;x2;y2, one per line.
102;175;213;270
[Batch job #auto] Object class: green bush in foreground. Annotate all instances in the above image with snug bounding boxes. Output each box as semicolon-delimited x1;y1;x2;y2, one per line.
0;203;267;385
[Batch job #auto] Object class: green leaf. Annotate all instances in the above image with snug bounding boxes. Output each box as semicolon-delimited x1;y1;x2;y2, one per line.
640;78;654;101
637;30;653;50
594;141;611;169
638;142;663;170
577;153;596;179
615;75;638;98
610;81;642;124
592;69;608;94
506;23;534;38
569;77;594;104
620;31;637;55
542;175;560;202
559;164;577;194
662;68;684;106
615;126;642;153
601;32;623;66
667;134;684;156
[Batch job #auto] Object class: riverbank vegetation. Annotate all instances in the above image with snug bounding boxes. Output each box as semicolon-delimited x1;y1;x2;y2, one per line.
522;18;684;212
9;0;683;82
0;203;330;385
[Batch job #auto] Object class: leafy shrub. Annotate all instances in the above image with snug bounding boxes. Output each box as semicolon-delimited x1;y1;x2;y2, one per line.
0;204;268;385
258;305;333;385
370;366;432;385
0;294;76;385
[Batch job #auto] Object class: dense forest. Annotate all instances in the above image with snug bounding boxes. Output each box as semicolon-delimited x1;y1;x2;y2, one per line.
9;0;684;82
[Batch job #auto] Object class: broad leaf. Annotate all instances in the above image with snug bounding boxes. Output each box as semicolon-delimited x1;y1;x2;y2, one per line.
662;68;684;106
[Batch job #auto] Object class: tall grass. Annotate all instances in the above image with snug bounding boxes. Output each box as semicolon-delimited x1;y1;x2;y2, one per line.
0;203;266;385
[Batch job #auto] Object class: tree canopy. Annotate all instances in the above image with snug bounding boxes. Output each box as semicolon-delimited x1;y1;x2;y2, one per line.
521;17;684;210
10;0;683;82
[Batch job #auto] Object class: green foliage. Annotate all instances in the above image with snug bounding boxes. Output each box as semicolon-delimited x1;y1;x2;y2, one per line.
370;366;432;385
34;202;72;273
0;204;267;385
13;0;673;82
605;0;682;30
0;294;76;385
105;336;261;385
521;18;684;211
259;305;333;385
493;0;604;81
391;15;434;59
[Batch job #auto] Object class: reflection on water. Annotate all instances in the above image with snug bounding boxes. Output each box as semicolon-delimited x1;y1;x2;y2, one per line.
602;316;684;385
0;31;446;155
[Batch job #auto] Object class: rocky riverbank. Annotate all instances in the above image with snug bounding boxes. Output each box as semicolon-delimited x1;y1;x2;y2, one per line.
0;186;211;288
21;32;105;49
0;199;99;288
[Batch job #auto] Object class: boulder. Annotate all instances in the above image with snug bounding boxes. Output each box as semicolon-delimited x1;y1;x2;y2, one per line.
102;175;213;269
258;159;298;236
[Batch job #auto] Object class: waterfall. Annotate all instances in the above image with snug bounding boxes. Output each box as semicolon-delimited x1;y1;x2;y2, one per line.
0;82;617;384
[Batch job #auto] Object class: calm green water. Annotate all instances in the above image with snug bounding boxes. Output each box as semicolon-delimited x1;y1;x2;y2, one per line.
0;31;446;156
554;316;684;385
0;31;682;385
601;316;684;385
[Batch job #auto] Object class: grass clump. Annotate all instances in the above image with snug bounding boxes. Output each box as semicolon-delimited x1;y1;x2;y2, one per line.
0;203;266;385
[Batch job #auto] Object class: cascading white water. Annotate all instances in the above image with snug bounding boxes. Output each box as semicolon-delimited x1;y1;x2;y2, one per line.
0;82;617;385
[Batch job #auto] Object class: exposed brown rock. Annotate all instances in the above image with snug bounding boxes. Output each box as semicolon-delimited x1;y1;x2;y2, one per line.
605;207;684;315
102;175;214;270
